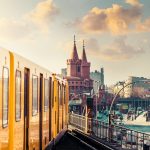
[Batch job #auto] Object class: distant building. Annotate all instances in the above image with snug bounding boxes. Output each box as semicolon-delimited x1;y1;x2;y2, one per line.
124;76;150;98
113;76;150;98
61;68;67;77
65;36;93;98
90;68;104;93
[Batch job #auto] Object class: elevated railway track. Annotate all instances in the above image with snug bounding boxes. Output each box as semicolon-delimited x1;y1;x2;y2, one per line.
68;113;150;150
47;129;116;150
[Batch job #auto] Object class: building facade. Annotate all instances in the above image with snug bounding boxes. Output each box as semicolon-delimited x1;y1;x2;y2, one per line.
113;76;150;98
90;68;104;94
65;36;93;97
124;76;150;98
61;68;67;77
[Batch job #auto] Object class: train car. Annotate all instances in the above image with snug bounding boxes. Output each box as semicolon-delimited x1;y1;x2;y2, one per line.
55;76;68;136
10;51;54;150
0;48;69;150
51;75;68;139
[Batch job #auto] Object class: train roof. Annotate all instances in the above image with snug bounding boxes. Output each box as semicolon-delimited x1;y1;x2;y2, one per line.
0;47;67;83
12;51;53;75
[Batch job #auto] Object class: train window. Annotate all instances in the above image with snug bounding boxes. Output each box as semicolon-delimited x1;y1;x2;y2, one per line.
61;85;63;105
15;70;21;121
32;75;38;116
52;81;54;107
44;79;49;111
2;67;9;127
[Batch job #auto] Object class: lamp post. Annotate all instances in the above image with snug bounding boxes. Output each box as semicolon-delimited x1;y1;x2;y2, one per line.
108;81;137;141
108;80;150;125
109;82;133;120
94;81;101;119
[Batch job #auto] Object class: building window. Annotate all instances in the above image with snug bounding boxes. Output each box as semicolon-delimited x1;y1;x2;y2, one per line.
32;75;38;116
2;67;9;127
44;79;49;111
72;82;74;84
15;70;21;121
77;66;80;72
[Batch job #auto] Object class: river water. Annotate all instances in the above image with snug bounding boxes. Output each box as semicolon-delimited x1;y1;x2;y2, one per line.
125;125;150;133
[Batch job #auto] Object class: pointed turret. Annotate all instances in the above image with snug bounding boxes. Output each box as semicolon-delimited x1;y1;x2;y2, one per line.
82;40;87;62
81;40;90;79
70;35;79;60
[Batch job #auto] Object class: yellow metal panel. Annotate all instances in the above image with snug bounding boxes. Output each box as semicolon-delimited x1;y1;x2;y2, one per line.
9;52;15;150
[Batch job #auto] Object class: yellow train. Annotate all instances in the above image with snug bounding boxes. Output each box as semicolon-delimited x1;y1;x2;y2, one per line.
0;48;69;150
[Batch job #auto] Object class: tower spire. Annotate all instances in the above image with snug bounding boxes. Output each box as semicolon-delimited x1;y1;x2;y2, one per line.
74;35;76;45
70;35;79;60
83;40;85;48
82;40;87;62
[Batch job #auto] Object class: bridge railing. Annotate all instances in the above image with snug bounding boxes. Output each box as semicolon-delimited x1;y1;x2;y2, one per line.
69;113;150;150
69;113;86;131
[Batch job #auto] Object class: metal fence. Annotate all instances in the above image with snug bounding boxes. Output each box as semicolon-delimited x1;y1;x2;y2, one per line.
69;113;150;150
69;113;86;131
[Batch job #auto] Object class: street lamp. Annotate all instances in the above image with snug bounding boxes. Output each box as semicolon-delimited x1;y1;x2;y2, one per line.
108;80;146;141
94;81;101;119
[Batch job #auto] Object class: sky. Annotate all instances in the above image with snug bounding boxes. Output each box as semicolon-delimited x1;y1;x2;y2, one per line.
0;0;150;85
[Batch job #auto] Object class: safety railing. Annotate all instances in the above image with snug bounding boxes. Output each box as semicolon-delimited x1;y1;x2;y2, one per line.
69;113;86;131
69;113;150;150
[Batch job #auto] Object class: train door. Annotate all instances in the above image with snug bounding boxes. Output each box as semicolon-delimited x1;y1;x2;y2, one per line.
57;82;59;134
39;74;43;150
62;85;64;129
24;68;30;150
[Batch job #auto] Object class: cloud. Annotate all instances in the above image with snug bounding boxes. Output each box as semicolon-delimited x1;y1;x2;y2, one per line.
85;38;100;55
125;0;143;7
0;0;59;41
136;18;150;32
25;0;59;31
101;37;144;60
86;37;144;61
72;1;146;35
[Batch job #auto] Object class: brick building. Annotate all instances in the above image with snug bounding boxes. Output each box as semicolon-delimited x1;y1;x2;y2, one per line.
65;36;93;98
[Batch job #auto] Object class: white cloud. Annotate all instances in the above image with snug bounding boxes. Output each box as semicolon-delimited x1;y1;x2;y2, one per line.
136;18;150;32
25;0;59;31
78;4;141;34
0;0;59;41
86;38;100;55
101;36;144;60
86;37;144;61
125;0;143;7
71;0;150;35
